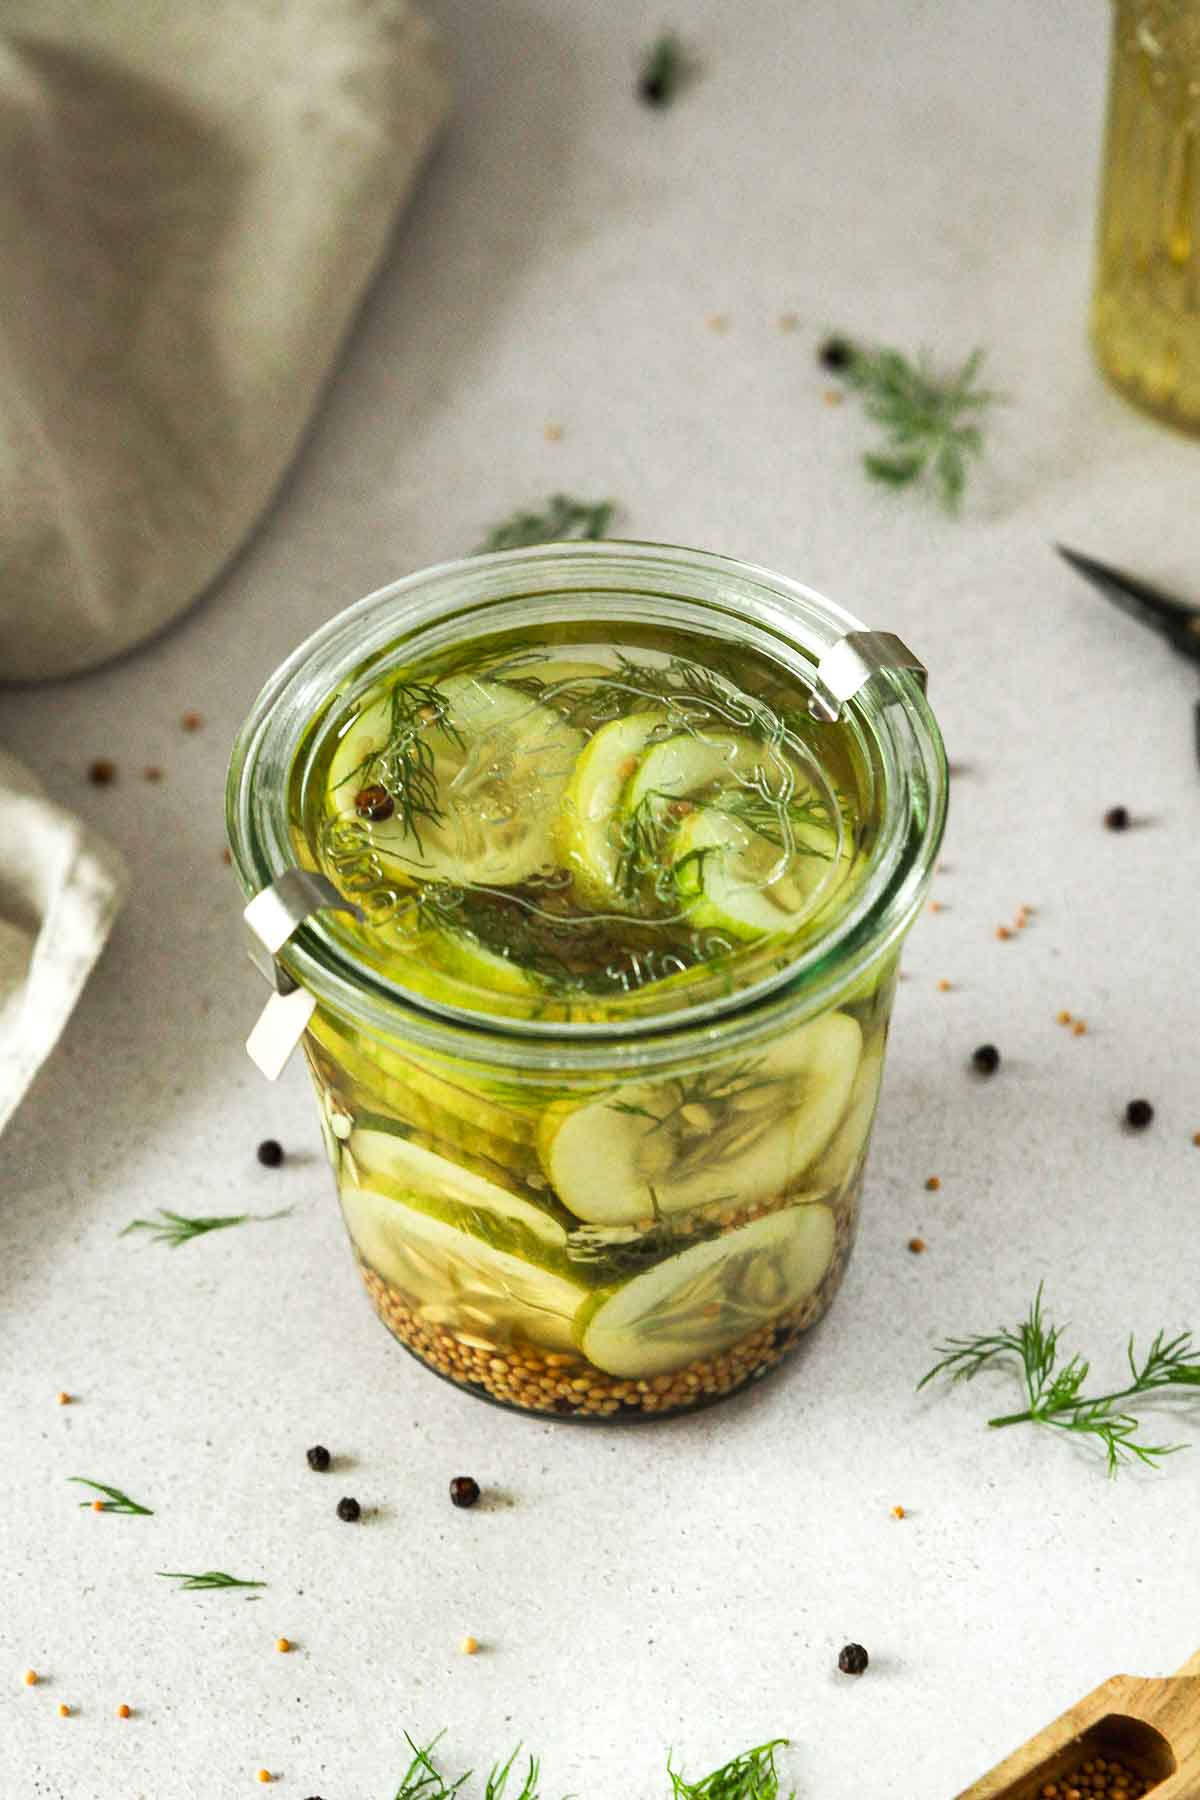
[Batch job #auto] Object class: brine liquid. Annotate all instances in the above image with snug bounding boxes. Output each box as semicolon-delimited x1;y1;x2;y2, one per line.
292;618;897;1418
292;622;878;1026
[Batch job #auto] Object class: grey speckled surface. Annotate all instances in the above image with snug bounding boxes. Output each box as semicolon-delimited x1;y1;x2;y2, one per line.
2;1;1199;1795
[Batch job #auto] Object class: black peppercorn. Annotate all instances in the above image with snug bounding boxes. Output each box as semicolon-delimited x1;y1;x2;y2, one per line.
818;336;854;373
838;1643;869;1676
639;72;668;104
306;1444;331;1472
336;1496;361;1522
1104;805;1130;831
449;1476;480;1509
971;1044;1000;1074
1125;1098;1154;1129
552;1397;577;1415
257;1138;284;1167
355;784;395;822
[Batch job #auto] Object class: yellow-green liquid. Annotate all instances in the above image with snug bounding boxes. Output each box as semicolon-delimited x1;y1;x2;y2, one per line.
1091;2;1200;430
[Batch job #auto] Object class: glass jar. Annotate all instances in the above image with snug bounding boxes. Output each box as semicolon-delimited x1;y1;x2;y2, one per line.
1091;0;1200;429
227;544;946;1420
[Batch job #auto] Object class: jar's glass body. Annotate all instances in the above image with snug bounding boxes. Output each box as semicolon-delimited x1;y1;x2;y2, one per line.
1091;0;1200;430
228;544;945;1420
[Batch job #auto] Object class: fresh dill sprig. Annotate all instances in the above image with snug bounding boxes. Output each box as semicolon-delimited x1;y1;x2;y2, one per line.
474;495;614;554
70;1478;153;1515
156;1571;267;1592
120;1207;292;1249
832;341;997;512
669;1739;794;1800
638;32;687;107
391;1737;793;1800
334;679;466;855
919;1284;1200;1475
714;786;836;856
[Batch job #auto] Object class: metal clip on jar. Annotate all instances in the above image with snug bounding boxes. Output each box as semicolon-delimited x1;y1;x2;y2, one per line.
227;543;946;1421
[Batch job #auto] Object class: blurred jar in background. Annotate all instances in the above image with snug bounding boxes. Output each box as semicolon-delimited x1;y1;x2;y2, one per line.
1092;1;1200;430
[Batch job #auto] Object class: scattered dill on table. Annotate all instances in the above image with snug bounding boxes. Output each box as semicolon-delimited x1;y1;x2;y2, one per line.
157;1570;267;1593
389;1735;794;1800
120;1207;293;1248
919;1283;1200;1474
638;33;688;107
821;337;997;512
70;1478;154;1515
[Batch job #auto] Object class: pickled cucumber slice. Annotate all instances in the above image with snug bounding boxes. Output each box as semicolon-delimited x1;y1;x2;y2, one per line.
579;1203;835;1376
328;674;584;887
671;807;832;939
341;1187;587;1351
349;1124;566;1247
805;1037;884;1194
538;1010;862;1225
554;709;669;905
624;730;782;815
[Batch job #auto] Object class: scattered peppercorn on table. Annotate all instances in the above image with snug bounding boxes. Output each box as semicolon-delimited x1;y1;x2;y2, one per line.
2;1;1199;1796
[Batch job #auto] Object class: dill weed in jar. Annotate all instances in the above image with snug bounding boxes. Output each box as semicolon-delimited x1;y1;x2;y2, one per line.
228;544;946;1419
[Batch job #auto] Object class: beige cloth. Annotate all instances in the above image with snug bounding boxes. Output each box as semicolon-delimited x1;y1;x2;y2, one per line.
0;0;449;1128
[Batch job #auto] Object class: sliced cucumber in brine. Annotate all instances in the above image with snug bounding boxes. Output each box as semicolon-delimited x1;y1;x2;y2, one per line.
805;1037;885;1194
341;1187;588;1351
348;1124;566;1247
580;1203;835;1376
554;709;668;905
538;1010;862;1225
671;807;833;938
327;674;583;887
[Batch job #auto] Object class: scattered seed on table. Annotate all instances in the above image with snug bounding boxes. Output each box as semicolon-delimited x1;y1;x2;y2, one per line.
181;711;203;731
1072;1020;1087;1037
929;900;945;913
143;765;163;783
891;1505;906;1519
778;313;799;332
449;1476;480;1509
56;1391;71;1405
1057;1010;1073;1025
461;1635;479;1655
58;1703;70;1718
256;1139;284;1168
336;1496;361;1522
838;1643;869;1676
88;759;116;786
222;847;233;866
995;925;1012;941
937;979;953;993
1125;1099;1154;1129
822;389;844;406
706;314;729;333
971;1044;1000;1074
306;1445;331;1472
276;1638;291;1654
818;336;852;371
1192;1131;1200;1147
908;1237;927;1254
91;1499;104;1513
117;1703;131;1718
925;1176;941;1192
543;423;563;442
257;1771;273;1785
1104;805;1130;831
23;1670;38;1687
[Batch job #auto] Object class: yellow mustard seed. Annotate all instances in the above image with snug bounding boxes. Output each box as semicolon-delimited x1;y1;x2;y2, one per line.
925;1175;941;1192
1072;1020;1087;1037
117;1703;131;1718
461;1635;479;1655
58;1703;70;1718
1057;1010;1072;1025
891;1505;906;1518
23;1670;38;1686
995;925;1012;941
908;1237;927;1254
257;1771;272;1785
56;1391;71;1405
275;1638;291;1654
937;978;952;992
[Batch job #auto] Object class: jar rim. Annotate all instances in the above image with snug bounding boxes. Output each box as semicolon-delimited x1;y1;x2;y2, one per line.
226;540;947;1073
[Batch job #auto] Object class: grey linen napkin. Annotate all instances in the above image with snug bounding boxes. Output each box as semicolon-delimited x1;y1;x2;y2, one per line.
0;0;449;1129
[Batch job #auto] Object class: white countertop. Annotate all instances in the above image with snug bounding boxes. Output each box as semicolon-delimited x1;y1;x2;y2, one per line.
3;1;1199;1795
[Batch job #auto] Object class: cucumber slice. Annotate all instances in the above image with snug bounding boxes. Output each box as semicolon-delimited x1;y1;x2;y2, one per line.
341;1187;587;1351
348;1125;566;1248
553;710;668;905
580;1203;835;1376
624;731;783;814
671;808;832;939
539;1010;862;1225
328;674;584;887
805;1037;885;1194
